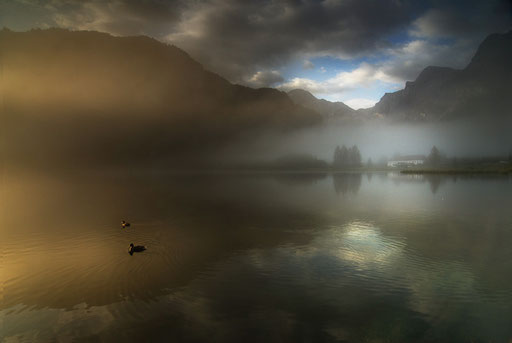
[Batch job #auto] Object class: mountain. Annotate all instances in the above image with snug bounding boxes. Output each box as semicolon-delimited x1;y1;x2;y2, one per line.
0;28;321;168
365;30;512;121
287;89;355;120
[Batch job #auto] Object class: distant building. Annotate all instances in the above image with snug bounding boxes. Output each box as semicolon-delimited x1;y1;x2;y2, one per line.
387;155;425;168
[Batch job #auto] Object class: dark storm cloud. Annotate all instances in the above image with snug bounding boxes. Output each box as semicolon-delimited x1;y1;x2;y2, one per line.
286;0;512;88
5;0;185;36
6;0;417;82
410;0;512;39
382;0;512;81
168;0;417;83
4;0;512;86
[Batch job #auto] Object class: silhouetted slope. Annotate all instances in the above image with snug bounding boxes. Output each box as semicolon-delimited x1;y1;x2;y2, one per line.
1;28;321;168
366;30;512;121
287;89;355;119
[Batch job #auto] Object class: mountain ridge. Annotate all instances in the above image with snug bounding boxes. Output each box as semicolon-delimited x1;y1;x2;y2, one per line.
0;28;322;167
364;30;512;121
287;89;355;120
286;30;512;123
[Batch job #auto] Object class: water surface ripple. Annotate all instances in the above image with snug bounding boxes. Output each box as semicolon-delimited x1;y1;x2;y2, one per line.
2;172;512;342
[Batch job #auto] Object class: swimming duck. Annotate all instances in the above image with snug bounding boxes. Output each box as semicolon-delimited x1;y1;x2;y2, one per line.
121;220;131;229
128;243;146;255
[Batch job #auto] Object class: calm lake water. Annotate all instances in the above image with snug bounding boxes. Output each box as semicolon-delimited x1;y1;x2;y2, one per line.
2;170;512;342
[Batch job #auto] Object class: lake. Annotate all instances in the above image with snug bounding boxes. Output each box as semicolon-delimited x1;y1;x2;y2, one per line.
2;170;512;342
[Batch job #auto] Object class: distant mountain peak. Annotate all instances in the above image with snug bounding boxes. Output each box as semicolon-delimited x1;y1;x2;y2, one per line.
288;89;317;101
365;30;512;121
287;89;356;120
466;30;512;73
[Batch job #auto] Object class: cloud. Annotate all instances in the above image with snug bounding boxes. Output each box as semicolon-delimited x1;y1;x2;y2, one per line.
15;0;184;37
11;0;416;83
410;1;511;40
246;70;284;88
400;1;512;81
303;60;314;70
344;98;378;110
278;62;399;96
410;9;474;39
3;0;511;90
165;0;416;83
379;38;477;82
277;34;485;100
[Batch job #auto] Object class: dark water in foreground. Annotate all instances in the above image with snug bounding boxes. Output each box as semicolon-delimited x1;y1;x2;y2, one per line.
2;171;512;342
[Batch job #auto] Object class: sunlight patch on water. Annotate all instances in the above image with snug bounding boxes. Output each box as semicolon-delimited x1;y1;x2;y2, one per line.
320;221;405;269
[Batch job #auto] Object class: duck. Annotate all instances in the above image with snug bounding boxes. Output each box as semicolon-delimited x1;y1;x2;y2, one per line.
128;243;146;255
121;220;131;229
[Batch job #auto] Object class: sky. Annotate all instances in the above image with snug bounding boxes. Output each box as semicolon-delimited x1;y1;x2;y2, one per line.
1;0;511;109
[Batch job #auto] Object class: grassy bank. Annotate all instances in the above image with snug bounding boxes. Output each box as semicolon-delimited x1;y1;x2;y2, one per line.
400;166;512;175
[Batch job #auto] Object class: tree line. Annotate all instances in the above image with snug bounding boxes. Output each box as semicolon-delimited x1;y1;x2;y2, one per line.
333;145;362;169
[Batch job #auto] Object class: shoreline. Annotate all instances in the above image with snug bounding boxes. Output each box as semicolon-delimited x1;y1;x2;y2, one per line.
400;168;512;175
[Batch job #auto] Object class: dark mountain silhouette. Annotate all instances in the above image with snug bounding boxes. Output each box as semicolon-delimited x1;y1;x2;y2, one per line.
1;28;321;168
287;89;355;120
362;30;512;121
